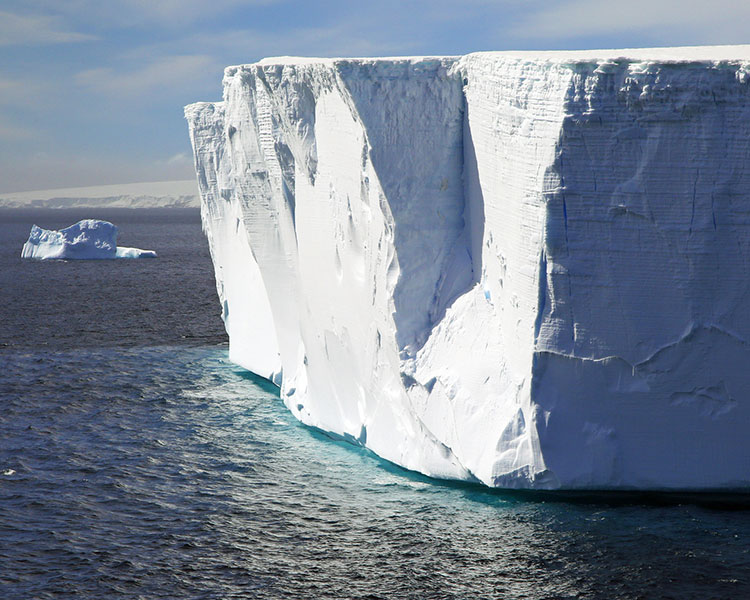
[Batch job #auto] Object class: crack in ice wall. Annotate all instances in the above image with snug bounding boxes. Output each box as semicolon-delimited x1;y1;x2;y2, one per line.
187;46;750;490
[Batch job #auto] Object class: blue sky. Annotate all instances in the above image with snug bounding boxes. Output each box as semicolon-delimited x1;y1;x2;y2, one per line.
1;0;749;192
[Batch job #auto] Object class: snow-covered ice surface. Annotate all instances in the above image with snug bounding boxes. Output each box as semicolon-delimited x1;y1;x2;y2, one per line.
22;220;157;260
0;180;199;209
186;46;750;490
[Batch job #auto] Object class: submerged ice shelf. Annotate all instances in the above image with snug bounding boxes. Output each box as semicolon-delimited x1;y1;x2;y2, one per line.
186;46;750;490
22;220;157;260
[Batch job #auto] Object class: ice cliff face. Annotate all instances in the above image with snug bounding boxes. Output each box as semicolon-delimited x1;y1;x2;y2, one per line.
186;47;750;490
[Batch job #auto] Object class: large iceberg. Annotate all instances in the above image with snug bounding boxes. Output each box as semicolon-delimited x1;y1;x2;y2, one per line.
186;46;750;490
21;220;157;260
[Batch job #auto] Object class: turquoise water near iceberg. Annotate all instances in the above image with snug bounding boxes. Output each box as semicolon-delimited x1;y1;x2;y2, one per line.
1;209;749;599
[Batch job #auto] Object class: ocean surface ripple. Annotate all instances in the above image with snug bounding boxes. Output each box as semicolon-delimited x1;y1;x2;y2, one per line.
1;209;749;599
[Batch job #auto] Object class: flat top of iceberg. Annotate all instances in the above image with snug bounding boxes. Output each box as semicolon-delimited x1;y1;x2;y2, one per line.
472;44;750;63
21;219;157;260
243;45;750;70
253;55;455;66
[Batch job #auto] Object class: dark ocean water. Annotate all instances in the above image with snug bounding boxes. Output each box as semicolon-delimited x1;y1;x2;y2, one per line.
0;209;225;351
1;209;750;599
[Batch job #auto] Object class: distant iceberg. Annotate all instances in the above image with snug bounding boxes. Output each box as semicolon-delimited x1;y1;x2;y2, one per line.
21;219;157;260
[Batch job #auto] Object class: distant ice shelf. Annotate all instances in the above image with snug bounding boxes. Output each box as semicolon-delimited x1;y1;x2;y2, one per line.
186;46;750;490
1;180;199;209
22;220;157;260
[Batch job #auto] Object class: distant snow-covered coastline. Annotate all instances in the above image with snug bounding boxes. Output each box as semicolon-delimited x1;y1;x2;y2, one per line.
0;180;199;209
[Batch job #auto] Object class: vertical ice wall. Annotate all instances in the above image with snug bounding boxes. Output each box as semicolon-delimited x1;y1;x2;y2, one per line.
186;101;281;381
187;47;750;490
531;58;750;488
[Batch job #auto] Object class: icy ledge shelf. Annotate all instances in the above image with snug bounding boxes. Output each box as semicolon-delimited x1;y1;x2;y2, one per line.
186;46;750;490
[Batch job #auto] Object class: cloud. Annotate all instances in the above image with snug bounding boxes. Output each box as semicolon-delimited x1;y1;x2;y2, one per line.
13;0;281;30
511;0;750;44
0;77;24;102
0;75;52;113
0;10;96;46
122;0;279;25
191;25;414;58
75;55;217;98
0;117;35;141
0;149;196;193
165;152;191;165
127;21;423;67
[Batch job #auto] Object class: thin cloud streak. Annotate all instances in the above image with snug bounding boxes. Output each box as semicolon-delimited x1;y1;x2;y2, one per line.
0;76;24;101
0;75;52;113
0;151;196;193
75;55;217;98
0;117;35;141
510;0;750;44
125;23;423;66
0;10;96;46
165;152;191;165
13;0;282;29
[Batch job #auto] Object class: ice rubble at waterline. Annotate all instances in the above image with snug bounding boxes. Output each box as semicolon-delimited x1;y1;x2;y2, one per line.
186;46;750;490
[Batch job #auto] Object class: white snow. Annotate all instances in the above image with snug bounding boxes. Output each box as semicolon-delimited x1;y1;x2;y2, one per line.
21;220;157;260
186;46;750;490
0;180;199;209
114;246;158;259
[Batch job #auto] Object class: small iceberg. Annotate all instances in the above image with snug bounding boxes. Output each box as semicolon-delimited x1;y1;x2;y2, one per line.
21;219;157;260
